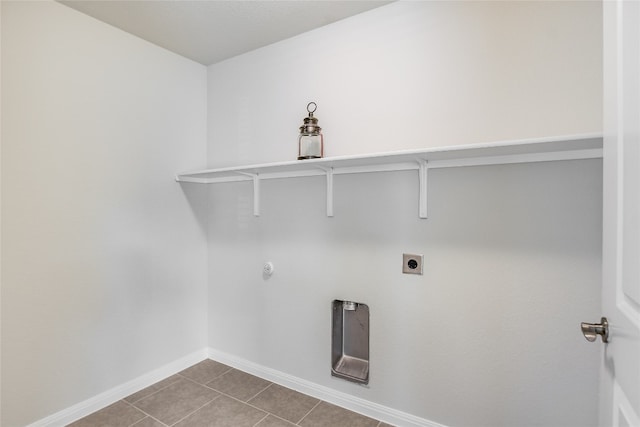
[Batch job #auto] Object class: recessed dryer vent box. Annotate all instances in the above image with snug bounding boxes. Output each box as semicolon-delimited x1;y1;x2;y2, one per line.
331;300;369;385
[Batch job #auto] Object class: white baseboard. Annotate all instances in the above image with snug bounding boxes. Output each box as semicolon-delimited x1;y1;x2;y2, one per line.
27;349;208;427
207;347;447;427
26;347;446;427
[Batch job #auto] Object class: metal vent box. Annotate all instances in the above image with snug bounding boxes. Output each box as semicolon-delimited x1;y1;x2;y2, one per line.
331;300;369;384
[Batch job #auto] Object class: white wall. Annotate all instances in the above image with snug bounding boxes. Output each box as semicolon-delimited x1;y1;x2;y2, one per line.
207;1;602;167
1;2;208;426
207;2;603;426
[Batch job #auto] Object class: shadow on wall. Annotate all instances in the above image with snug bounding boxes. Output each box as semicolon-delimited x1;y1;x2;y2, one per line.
179;183;209;236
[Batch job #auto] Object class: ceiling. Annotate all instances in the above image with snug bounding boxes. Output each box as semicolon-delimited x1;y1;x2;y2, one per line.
58;1;392;65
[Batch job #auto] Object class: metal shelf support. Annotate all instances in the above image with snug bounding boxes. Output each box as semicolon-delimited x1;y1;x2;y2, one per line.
237;172;260;216
418;159;428;219
319;167;334;217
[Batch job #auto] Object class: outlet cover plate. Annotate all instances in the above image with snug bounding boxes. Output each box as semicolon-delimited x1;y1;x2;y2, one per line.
402;253;423;275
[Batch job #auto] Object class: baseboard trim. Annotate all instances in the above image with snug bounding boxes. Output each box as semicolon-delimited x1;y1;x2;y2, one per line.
207;347;446;427
26;347;446;427
27;348;208;427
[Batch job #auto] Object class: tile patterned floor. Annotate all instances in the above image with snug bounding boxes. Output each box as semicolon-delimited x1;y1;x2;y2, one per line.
68;359;395;427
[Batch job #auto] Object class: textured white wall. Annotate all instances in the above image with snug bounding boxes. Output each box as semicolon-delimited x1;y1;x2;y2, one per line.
1;2;208;426
206;2;603;426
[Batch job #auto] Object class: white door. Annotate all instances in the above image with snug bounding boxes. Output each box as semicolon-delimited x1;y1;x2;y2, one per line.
600;1;640;426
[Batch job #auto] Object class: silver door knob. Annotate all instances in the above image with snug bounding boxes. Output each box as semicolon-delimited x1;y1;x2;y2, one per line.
581;317;609;343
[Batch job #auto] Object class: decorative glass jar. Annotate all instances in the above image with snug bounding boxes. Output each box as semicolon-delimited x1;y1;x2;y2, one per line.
298;102;323;160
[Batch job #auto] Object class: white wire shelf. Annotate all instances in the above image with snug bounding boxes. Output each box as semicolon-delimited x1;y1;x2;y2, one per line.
176;133;603;218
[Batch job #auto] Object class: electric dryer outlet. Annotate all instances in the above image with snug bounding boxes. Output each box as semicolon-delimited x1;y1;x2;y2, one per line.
402;253;423;275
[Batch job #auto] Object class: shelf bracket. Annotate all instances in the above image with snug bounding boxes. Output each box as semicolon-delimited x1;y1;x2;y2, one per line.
319;167;334;217
417;159;428;219
237;172;260;216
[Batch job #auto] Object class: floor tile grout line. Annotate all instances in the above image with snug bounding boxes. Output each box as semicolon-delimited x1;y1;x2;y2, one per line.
294;399;322;425
148;414;170;427
268;412;299;426
204;363;391;425
125;375;218;425
176;366;234;387
245;382;274;403
164;393;222;426
186;384;320;426
120;399;168;427
130;415;170;427
126;375;182;406
176;376;359;426
119;399;151;424
178;362;384;426
241;381;275;403
252;412;271;427
123;375;224;425
201;372;386;426
181;370;339;426
121;370;224;426
161;389;283;427
150;372;276;421
199;385;283;420
75;361;391;427
178;373;228;390
208;386;269;407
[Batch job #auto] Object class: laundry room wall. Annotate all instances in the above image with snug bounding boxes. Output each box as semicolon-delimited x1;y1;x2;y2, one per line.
1;2;208;426
206;2;603;426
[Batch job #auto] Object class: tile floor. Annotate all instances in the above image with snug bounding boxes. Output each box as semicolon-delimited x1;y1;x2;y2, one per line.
68;359;394;427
